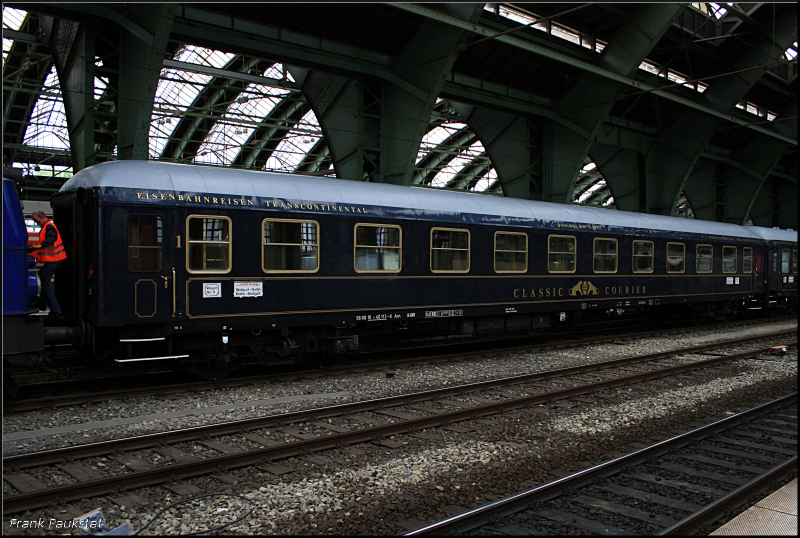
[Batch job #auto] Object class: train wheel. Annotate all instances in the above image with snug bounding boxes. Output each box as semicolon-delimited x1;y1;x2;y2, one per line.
690;305;705;326
189;349;235;381
307;350;342;369
722;303;737;323
3;362;19;399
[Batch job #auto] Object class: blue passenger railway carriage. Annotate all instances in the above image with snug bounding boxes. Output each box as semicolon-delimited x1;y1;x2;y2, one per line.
5;161;796;380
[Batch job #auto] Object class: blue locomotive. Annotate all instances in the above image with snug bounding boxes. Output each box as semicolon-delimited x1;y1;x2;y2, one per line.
3;171;44;367
3;171;81;382
3;161;797;380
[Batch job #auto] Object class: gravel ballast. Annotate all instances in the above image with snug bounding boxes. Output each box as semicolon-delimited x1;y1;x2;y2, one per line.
2;318;796;535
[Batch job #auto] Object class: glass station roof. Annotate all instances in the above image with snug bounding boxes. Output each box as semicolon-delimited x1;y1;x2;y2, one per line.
4;3;792;214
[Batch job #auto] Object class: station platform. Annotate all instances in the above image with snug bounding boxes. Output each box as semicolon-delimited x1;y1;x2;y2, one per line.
711;478;797;535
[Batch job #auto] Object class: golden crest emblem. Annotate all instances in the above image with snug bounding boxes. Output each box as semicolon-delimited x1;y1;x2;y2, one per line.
568;280;599;296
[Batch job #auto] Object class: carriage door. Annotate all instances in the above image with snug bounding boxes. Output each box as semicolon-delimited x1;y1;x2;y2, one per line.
127;213;173;323
769;248;780;292
752;248;763;295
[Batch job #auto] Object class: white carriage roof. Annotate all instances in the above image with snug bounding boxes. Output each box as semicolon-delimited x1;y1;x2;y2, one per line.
745;226;799;243
63;160;769;240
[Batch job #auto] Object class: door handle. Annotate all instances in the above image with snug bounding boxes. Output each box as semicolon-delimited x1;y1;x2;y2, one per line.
161;275;169;288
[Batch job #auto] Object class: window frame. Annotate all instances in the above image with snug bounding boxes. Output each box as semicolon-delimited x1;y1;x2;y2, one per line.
430;227;471;273
793;249;798;274
781;249;790;273
592;237;618;274
494;231;528;274
127;214;163;272
548;234;577;274
696;244;713;273
185;215;232;274
666;242;686;274
261;218;320;274
722;245;737;274
632;240;654;274
354;223;402;274
742;247;753;274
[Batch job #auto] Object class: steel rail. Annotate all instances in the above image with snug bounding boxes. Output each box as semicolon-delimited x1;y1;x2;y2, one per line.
3;341;794;514
404;393;798;535
5;317;667;411
658;457;798;535
7;322;791;412
5;333;793;469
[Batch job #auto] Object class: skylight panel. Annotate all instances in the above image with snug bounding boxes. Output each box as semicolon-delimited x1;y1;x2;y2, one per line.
497;5;548;33
2;7;26;30
429;156;468;188
417;123;467;164
191;63;295;167
667;70;686;85
175;46;234;68
551;24;580;46
23;65;70;151
492;3;715;96
94;58;109;101
577;179;606;204
428;140;486;188
498;5;534;26
149;46;237;158
3;7;27;62
707;3;728;19
639;61;660;76
785;42;797;61
15;45;109;171
470;168;497;193
193;120;243;167
263;109;323;173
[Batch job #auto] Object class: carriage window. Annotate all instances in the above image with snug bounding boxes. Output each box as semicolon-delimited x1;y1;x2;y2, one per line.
781;249;790;273
743;247;753;273
186;216;231;273
696;244;713;273
593;238;617;273
632;241;654;273
431;228;470;273
793;250;798;273
355;224;401;273
548;235;576;273
666;243;685;273
263;219;318;273
722;246;737;273
128;215;162;271
495;232;527;273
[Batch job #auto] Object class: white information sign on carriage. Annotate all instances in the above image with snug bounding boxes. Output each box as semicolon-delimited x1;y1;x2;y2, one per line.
234;281;263;298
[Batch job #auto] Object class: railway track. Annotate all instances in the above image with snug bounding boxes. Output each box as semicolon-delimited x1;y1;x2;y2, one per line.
5;317;789;413
3;331;795;515
406;393;798;536
4;315;661;405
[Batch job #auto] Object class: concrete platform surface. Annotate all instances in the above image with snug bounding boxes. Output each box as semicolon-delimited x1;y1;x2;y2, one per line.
711;478;797;536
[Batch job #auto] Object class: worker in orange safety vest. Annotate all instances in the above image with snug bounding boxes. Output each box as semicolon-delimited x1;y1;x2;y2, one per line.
28;210;66;321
